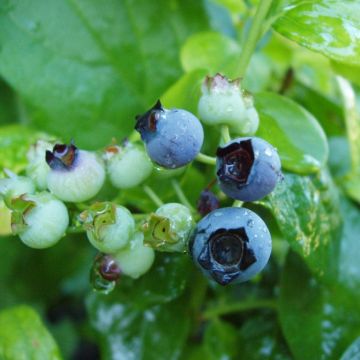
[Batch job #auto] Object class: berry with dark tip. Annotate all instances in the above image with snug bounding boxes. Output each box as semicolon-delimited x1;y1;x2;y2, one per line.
216;137;281;201
135;100;204;169
46;142;105;202
189;207;271;285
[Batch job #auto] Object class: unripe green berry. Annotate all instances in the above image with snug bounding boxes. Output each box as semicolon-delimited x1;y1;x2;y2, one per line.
80;202;135;254
198;73;259;135
114;232;155;279
104;142;152;189
143;203;194;252
46;142;105;202
0;170;35;201
11;192;69;249
26;140;55;190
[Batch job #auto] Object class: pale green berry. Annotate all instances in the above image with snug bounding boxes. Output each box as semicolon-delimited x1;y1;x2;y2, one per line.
12;192;69;249
114;232;155;279
104;142;152;189
46;143;105;202
0;170;35;200
198;73;259;135
143;203;194;252
26;140;54;190
80;202;135;254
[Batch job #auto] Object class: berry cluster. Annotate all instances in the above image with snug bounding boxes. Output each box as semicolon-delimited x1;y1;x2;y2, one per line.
0;74;281;290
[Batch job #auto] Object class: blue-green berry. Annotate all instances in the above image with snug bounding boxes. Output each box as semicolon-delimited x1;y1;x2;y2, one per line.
46;142;105;202
198;74;259;135
143;203;194;252
11;192;69;249
104;142;152;189
0;170;35;200
80;202;135;254
114;232;155;279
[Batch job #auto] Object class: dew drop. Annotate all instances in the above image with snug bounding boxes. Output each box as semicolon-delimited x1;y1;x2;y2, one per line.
264;148;272;157
247;219;254;228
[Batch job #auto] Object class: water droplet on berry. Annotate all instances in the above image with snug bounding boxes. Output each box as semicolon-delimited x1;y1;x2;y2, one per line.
264;148;272;157
247;219;254;228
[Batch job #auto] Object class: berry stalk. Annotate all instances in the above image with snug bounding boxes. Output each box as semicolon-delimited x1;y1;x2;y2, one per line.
237;0;274;78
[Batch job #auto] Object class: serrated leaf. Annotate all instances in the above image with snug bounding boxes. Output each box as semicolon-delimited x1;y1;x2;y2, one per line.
0;0;209;148
255;92;329;174
262;171;341;280
273;1;360;65
279;251;360;360
0;305;62;360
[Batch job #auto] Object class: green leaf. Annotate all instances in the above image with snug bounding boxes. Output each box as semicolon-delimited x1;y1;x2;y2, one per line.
336;77;360;204
0;125;50;173
340;337;360;360
262;171;341;280
0;305;62;360
279;251;360;360
87;295;190;360
0;78;18;124
203;319;238;360
162;70;208;114
289;81;344;137
238;315;292;360
332;62;360;87
180;31;241;77
273;1;360;65
92;253;190;309
0;0;209;148
337;197;360;297
255;92;329;174
179;32;272;92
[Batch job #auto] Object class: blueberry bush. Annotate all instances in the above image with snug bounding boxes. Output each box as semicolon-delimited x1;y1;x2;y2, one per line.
0;0;360;359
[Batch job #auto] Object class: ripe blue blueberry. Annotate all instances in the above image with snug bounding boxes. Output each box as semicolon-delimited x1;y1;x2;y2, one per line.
135;100;204;169
216;137;281;201
189;207;271;285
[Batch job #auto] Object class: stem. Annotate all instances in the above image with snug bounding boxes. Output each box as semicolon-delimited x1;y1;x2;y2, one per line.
203;299;277;320
195;153;217;166
232;200;244;207
143;185;163;207
171;180;195;212
220;125;231;144
237;0;274;78
128;130;141;143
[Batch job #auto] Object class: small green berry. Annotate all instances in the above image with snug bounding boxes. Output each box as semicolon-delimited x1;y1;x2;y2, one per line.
104;142;152;189
114;232;155;279
11;192;69;249
143;203;194;252
26;139;55;190
198;73;259;135
80;202;135;254
46;142;105;202
0;170;35;202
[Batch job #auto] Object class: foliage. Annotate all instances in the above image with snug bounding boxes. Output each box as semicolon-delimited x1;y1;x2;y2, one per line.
1;0;360;359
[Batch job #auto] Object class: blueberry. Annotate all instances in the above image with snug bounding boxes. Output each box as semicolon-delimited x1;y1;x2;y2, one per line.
189;207;271;285
135;100;204;169
216;137;281;201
